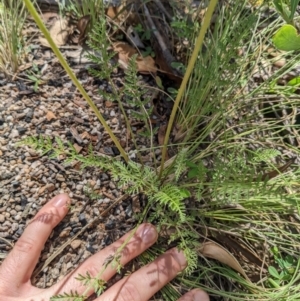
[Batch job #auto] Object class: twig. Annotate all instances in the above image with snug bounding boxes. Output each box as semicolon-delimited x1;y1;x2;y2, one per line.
143;4;178;73
153;0;173;22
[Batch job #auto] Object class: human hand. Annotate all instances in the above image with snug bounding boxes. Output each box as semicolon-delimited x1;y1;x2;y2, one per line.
0;194;209;301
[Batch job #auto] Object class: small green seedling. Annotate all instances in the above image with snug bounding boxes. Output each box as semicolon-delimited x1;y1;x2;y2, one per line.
268;76;300;94
272;24;300;51
142;46;155;58
273;0;298;25
26;63;43;91
167;87;178;101
268;246;297;288
134;24;151;41
287;76;300;92
272;0;300;51
171;61;186;73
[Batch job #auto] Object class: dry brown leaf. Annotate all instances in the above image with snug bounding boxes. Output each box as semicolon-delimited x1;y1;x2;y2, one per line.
39;17;72;47
106;6;119;20
106;3;138;24
73;143;82;153
113;42;157;74
80;131;90;140
198;241;251;282
260;159;294;181
77;15;91;44
46;111;56;121
105;101;115;108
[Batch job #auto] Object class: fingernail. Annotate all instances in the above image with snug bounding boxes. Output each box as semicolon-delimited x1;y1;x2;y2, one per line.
138;224;157;244
53;194;69;208
193;290;210;301
171;248;187;268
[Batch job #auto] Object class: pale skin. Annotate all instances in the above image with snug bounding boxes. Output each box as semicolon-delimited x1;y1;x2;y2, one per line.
0;194;209;301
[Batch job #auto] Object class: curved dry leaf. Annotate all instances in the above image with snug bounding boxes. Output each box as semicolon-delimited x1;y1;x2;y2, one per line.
77;15;91;44
39;17;72;47
198;241;251;282
113;42;157;74
260;159;294;181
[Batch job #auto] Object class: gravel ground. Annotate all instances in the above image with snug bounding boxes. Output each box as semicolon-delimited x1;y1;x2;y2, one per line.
0;25;143;289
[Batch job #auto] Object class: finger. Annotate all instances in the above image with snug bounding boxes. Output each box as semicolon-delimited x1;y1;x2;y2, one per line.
98;247;187;301
0;194;70;288
51;223;158;296
177;289;210;301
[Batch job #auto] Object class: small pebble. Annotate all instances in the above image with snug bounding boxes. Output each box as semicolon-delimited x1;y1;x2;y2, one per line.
12;223;19;231
17;127;27;135
59;227;71;238
101;173;109;180
25;110;33;123
79;213;87;226
52;268;60;278
56;174;65;182
15;205;22;211
105;220;115;230
112;146;120;156
76;184;83;191
10;209;17;216
125;203;133;217
103;147;114;156
10;129;19;138
12;181;20;188
14;215;21;221
0;214;5;223
70;239;82;250
109;182;116;189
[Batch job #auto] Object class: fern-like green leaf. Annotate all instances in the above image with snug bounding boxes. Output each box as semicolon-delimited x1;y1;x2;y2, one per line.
252;149;281;163
174;148;188;181
50;290;86;301
151;184;188;222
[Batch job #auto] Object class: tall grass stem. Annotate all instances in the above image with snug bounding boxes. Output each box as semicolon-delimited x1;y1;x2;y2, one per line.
159;0;218;178
23;0;128;161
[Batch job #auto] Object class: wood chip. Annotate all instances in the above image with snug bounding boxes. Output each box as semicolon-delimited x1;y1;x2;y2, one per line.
73;143;82;153
46;111;56;121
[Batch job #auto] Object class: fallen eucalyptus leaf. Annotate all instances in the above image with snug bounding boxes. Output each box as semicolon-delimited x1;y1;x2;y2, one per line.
40;17;73;48
198;241;251;282
113;42;157;74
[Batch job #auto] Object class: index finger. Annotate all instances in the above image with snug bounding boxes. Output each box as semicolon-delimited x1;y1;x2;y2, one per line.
98;248;187;301
0;194;70;289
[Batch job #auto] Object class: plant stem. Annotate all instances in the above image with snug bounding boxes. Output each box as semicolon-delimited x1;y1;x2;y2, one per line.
23;0;128;161
159;0;219;178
